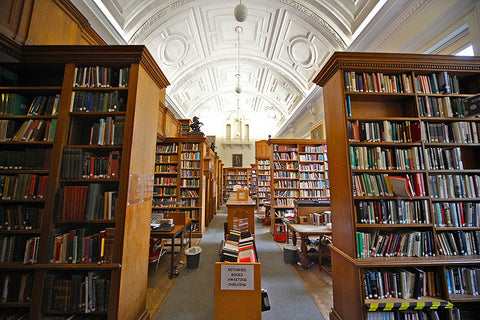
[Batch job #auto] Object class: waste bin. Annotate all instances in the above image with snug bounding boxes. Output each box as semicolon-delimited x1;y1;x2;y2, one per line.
185;246;202;269
283;245;298;264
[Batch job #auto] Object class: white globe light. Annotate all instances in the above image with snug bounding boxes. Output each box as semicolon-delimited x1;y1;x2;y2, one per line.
234;4;248;22
235;86;242;94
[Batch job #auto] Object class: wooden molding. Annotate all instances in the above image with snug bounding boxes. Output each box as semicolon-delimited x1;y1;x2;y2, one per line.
314;51;480;86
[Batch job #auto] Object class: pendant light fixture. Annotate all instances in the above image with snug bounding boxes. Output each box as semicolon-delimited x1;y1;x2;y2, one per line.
234;1;248;22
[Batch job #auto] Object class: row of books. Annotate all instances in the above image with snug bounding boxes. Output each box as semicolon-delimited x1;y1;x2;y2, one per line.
0;272;32;303
428;174;480;199
436;231;480;256
418;96;466;118
276;209;294;218
23;236;40;264
180;178;199;187
303;145;326;153
48;228;114;264
42;272;110;314
0;235;30;262
0;93;60;116
183;199;198;207
180;152;200;160
299;154;325;162
0;119;56;142
433;202;480;227
180;189;198;197
300;172;326;180
415;72;460;94
0;174;48;200
153;187;176;196
273;171;298;178
299;189;328;198
273;151;298;160
54;184;118;221
424;121;479;144
220;230;258;263
182;142;200;151
348;120;421;143
356;230;435;258
86;116;125;146
350;146;425;171
156;143;178;153
180;160;201;169
154;164;176;173
73;65;129;88
155;154;178;163
61;148;120;179
155;177;176;185
425;147;463;171
0;205;42;230
299;163;325;171
273;162;298;170
310;211;331;225
274;190;299;197
274;144;297;152
180;170;199;178
356;199;430;225
70;90;126;113
273;180;299;188
299;180;327;189
366;310;442;320
0;148;51;170
343;71;413;93
363;267;440;299
152;197;176;208
352;173;425;198
446;267;480;296
275;198;295;207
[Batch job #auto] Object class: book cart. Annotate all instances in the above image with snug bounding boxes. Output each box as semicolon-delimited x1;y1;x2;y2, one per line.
0;45;168;320
314;52;480;320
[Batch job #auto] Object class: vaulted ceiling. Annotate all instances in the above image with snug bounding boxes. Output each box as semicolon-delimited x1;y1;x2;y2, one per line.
75;0;383;138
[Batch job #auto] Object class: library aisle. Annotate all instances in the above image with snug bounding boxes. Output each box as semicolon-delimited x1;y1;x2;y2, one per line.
154;206;325;320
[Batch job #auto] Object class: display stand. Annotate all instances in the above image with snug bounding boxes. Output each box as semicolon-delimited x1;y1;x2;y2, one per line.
226;193;256;235
214;262;261;320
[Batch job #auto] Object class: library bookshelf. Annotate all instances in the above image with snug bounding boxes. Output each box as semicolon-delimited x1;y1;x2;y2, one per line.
224;167;250;195
267;139;329;234
314;52;480;320
255;140;271;214
153;137;209;236
0;45;169;320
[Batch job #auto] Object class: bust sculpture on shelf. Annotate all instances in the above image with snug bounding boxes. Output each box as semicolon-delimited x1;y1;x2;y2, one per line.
187;116;205;137
210;142;216;152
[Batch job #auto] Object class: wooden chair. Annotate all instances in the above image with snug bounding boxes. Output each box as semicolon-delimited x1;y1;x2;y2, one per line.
149;237;167;271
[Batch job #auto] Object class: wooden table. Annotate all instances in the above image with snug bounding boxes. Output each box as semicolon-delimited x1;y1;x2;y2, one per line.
151;219;193;278
226;194;256;235
287;224;332;273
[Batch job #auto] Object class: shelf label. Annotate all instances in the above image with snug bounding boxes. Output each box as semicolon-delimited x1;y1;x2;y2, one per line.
220;264;254;290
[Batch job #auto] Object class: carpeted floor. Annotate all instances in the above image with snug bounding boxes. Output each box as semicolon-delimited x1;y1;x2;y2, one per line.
155;206;325;319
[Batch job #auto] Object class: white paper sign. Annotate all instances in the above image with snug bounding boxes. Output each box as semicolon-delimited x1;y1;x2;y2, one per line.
220;264;254;290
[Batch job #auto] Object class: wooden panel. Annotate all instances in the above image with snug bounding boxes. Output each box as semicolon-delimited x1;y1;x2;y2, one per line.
323;70;356;258
165;108;180;138
214;262;262;319
0;0;25;39
255;140;270;159
117;64;160;319
27;0;81;44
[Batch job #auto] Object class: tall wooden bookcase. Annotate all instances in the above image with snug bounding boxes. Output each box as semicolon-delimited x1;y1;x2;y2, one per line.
314;52;480;320
153;137;208;236
0;45;168;320
223;167;250;194
268;139;329;234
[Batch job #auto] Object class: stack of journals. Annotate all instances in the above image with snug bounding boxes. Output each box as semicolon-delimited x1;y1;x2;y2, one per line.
220;230;258;263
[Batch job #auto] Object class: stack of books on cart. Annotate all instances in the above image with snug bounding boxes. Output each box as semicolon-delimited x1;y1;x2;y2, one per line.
220;230;258;263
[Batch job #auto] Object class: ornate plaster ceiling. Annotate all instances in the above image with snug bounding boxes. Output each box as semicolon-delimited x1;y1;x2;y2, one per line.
76;0;382;137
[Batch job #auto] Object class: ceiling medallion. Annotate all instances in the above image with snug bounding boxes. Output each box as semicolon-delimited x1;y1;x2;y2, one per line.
288;37;315;68
159;34;188;66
